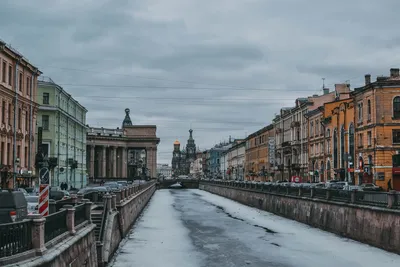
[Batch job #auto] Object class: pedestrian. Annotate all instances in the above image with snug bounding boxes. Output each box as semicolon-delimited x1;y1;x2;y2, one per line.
387;179;393;191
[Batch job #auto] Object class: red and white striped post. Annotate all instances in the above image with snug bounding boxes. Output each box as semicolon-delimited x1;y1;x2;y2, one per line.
39;167;50;216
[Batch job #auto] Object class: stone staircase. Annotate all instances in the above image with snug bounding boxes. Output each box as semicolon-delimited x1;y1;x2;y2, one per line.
91;210;104;240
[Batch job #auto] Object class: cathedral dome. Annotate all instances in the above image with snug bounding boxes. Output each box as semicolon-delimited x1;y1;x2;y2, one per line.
174;140;180;145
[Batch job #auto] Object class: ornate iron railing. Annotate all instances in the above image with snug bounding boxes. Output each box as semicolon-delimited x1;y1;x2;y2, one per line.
0;220;32;258
44;210;68;243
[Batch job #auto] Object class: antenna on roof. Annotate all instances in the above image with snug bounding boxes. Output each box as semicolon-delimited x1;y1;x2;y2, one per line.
322;78;325;89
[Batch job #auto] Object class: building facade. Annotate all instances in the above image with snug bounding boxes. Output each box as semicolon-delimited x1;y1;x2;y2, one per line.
171;129;197;176
86;108;160;180
352;69;400;190
157;164;172;178
322;97;354;183
226;141;246;180
190;152;203;178
37;77;88;189
0;40;41;189
245;124;274;181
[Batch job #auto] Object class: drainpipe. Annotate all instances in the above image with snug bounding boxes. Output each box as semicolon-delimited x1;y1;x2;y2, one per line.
57;87;61;186
28;74;33;176
13;59;20;189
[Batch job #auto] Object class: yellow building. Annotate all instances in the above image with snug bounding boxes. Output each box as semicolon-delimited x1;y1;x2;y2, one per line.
245;124;274;181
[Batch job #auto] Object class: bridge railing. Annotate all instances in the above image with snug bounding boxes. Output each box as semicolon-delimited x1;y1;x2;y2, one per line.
201;180;399;209
0;201;92;263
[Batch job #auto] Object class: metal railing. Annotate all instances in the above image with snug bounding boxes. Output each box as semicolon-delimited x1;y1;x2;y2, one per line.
0;220;32;258
74;204;86;226
44;210;68;243
201;180;399;209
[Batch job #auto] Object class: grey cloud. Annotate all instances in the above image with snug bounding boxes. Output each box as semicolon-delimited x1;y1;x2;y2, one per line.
2;0;400;163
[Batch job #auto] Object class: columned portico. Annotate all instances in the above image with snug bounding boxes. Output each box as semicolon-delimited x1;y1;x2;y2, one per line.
86;108;160;182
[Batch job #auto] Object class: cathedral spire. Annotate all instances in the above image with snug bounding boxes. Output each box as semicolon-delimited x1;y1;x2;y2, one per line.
189;129;193;140
122;108;133;127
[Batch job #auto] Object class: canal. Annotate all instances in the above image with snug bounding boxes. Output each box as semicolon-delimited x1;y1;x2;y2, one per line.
109;189;400;267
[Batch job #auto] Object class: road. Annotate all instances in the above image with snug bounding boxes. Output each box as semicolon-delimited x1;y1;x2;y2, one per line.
109;189;400;267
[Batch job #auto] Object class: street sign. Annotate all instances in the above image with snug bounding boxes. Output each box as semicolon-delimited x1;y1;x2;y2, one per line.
39;167;49;184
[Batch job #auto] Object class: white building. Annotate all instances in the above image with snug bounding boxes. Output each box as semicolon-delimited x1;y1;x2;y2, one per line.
190;157;203;178
37;77;88;189
157;164;172;178
227;141;246;180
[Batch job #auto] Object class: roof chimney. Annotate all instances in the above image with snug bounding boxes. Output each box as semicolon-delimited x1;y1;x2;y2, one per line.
323;88;329;95
365;74;371;85
390;68;400;77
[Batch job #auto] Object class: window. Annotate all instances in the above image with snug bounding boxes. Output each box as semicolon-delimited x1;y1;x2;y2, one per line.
310;144;314;155
1;101;5;124
320;120;323;135
358;102;363;122
17;145;20;160
8;103;11;125
393;130;400;144
316;120;319;135
25;147;28;168
2;61;6;83
333;128;338;168
367;131;372;146
327;140;331;154
19;72;23;91
0;142;4;165
7;143;10;165
42;115;49;130
43;93;49;105
310;121;314;136
296;129;300;140
326;128;331;137
340;125;345;168
393;97;400;119
26;77;30;95
359;133;364;147
349;123;355;164
25;111;29;132
8;65;12;86
18;108;21;129
367;99;371;121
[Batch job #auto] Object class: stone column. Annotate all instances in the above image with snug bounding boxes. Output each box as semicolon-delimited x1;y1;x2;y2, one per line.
82;199;93;223
102;146;107;178
111;194;116;210
122;148;127;178
29;214;46;255
63;204;76;235
90;145;95;178
113;146;117;178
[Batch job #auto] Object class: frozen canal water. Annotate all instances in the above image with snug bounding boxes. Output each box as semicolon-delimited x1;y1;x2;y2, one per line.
109;189;400;267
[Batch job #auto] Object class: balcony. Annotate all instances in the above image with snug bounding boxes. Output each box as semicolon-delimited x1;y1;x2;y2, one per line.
282;141;291;147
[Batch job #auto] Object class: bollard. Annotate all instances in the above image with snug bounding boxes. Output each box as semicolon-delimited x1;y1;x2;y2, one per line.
77;193;84;203
115;190;122;204
310;188;315;198
121;188;126;200
29;214;47;255
71;194;78;204
387;190;397;209
63;204;76;235
298;187;303;197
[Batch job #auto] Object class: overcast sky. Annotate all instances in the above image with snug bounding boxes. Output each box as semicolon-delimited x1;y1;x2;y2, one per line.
1;0;400;164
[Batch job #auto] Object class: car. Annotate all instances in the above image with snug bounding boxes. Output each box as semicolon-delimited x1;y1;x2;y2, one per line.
0;191;28;223
25;195;39;215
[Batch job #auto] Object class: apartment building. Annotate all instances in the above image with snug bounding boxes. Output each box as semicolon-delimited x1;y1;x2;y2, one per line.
37;77;88;189
0;40;41;188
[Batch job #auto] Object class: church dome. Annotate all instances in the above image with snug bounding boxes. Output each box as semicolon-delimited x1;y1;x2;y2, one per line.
174;140;180;145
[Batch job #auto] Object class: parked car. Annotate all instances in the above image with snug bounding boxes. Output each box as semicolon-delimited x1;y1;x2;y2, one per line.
25;195;39;215
49;190;70;201
0;191;28;223
104;182;122;190
360;183;382;191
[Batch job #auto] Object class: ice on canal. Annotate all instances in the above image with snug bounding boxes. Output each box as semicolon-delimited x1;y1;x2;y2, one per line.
109;189;400;267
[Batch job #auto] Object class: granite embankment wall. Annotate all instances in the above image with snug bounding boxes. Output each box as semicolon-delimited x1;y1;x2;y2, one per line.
99;183;156;266
200;183;400;254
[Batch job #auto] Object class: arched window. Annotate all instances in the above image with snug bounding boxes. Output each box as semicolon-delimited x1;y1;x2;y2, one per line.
349;123;355;165
327;129;331;137
393;97;400;119
333;128;338;168
320;161;324;171
368;155;373;165
310;121;314;136
340;125;345;168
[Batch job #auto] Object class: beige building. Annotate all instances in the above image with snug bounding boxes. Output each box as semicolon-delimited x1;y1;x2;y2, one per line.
86;108;160;181
0;40;41;189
